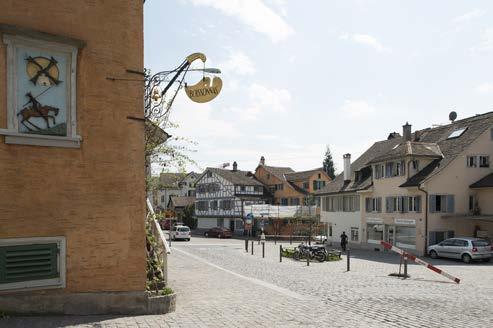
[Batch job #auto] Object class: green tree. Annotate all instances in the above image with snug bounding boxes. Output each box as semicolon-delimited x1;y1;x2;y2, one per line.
323;145;336;179
181;204;196;229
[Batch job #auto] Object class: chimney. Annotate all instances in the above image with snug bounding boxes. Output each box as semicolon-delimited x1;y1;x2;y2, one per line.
232;161;238;171
343;154;351;181
259;156;265;166
403;122;412;141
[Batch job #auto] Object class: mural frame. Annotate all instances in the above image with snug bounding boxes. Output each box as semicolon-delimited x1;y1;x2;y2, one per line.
1;33;80;148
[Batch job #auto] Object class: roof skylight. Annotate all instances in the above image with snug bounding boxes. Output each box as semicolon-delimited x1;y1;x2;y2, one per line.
447;127;467;139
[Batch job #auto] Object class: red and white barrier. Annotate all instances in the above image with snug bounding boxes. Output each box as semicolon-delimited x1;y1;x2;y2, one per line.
380;241;460;284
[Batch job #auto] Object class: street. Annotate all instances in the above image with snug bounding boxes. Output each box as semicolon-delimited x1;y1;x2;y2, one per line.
3;236;493;327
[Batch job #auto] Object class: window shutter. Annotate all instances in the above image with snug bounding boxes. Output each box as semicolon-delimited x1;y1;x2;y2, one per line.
401;161;406;176
446;195;455;213
402;196;408;213
365;198;370;212
385;197;391;213
447;230;455;239
377;197;382;212
416;196;421;213
429;195;436;213
0;243;59;284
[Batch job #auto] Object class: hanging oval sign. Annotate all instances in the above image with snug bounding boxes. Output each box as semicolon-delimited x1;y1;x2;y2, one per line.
185;76;223;103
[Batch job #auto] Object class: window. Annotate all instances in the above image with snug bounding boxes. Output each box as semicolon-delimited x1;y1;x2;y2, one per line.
412;160;419;170
281;198;288;206
395;226;416;249
479;156;490;168
196;201;209;211
0;237;66;291
365;197;382;212
467;156;477;167
374;164;385;179
290;198;300;206
303;182;309;189
220;200;234;210
313;180;326;190
318;173;321;179
207;171;212;178
408;196;421;212
267;174;270;179
254;186;263;193
323;195;360;212
447;128;467;139
367;224;384;241
1;33;81;148
240;186;245;192
161;195;165;203
429;195;455;213
328;224;333;237
350;227;359;242
210;200;218;210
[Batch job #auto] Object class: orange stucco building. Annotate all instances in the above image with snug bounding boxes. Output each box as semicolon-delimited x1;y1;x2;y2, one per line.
254;156;332;206
0;1;147;314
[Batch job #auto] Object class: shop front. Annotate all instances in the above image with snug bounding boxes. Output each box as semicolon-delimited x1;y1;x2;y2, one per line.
366;217;417;250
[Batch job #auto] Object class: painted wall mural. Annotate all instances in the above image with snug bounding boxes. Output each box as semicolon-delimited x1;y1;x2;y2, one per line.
16;46;69;136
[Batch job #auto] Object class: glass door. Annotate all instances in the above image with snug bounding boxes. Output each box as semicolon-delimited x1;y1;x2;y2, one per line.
385;225;395;245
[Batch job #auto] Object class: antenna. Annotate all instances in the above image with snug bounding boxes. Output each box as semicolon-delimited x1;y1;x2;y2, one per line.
449;111;457;122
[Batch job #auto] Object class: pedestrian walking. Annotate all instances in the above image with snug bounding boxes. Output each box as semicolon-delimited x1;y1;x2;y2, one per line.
340;231;348;252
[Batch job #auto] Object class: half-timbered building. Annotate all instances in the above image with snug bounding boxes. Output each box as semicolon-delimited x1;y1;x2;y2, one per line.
195;162;269;234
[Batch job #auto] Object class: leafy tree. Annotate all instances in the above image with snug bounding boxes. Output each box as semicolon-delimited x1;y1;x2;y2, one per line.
323;145;336;179
181;204;196;229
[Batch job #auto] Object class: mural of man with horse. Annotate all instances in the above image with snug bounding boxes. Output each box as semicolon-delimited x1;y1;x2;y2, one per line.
17;92;60;133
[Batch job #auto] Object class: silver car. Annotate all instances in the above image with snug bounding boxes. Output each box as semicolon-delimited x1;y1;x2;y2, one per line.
428;237;491;263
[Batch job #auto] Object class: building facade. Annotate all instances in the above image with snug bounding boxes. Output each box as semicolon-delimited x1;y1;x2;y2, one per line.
195;162;267;234
0;1;146;314
255;156;331;206
318;112;493;255
154;171;199;210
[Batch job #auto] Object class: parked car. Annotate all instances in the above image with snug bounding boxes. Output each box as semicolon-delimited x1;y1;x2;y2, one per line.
313;235;328;244
171;225;191;241
160;219;184;231
204;227;232;238
428;237;492;263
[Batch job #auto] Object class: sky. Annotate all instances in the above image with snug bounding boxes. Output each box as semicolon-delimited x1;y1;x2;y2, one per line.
144;0;493;174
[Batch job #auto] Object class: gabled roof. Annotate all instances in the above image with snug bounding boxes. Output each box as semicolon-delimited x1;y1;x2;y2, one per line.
367;141;443;165
159;173;186;188
317;111;493;194
316;137;402;195
169;196;195;208
206;167;264;186
287;181;310;194
260;165;295;180
470;173;493;189
285;168;325;182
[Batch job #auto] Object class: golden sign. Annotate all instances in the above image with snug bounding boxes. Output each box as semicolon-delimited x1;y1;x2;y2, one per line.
185;77;223;103
184;52;222;103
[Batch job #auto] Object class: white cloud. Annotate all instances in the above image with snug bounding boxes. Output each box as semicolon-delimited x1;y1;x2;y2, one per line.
218;50;256;76
340;100;376;119
169;92;240;139
454;9;484;23
339;33;391;53
477;83;493;93
188;0;293;42
227;83;291;120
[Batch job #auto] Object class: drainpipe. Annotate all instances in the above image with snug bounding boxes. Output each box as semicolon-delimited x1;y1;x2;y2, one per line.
418;184;428;255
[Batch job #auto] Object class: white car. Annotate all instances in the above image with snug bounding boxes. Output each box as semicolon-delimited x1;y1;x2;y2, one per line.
171;225;191;241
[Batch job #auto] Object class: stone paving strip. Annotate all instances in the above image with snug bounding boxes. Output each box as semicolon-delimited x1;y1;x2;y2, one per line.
2;237;492;327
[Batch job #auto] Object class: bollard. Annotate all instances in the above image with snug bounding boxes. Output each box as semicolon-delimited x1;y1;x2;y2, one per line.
307;254;310;266
347;248;350;271
245;239;248;252
403;256;408;278
280;245;282;262
251;240;254;255
262;242;265;258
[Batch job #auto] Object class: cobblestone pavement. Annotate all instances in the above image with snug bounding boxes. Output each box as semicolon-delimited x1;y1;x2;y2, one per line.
2;237;493;327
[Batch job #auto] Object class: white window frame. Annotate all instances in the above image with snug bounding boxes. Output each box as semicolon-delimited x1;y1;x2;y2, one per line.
479;155;489;168
0;236;66;291
1;34;81;148
350;227;359;242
